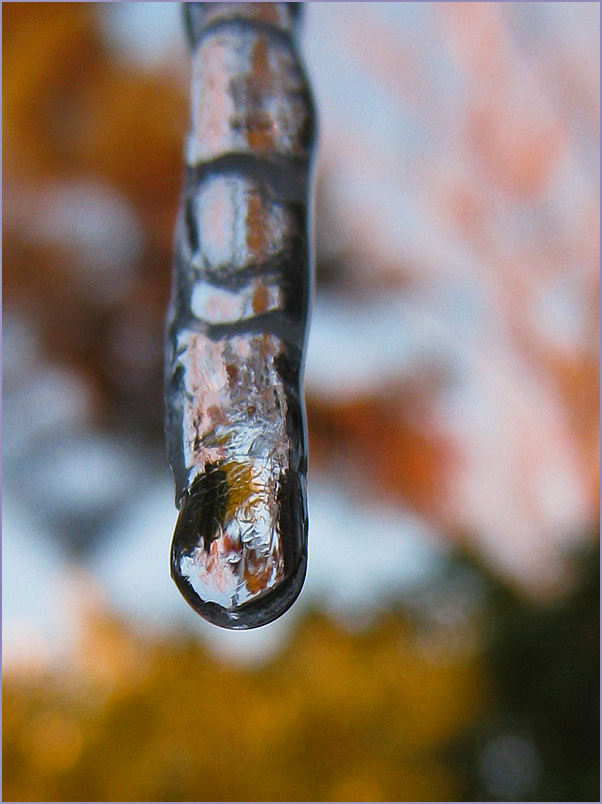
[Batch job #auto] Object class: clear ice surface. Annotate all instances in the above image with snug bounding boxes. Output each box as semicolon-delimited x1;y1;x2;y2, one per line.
166;1;314;629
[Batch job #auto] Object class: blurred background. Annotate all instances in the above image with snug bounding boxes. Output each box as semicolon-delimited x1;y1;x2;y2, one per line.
2;2;599;801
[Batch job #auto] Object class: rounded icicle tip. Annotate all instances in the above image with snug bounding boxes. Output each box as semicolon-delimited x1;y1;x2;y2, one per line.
170;461;308;629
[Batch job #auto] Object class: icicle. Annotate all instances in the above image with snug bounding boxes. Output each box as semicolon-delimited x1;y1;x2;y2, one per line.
164;2;316;628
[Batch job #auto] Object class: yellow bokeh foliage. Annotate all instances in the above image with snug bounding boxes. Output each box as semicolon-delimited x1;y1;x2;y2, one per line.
3;609;485;802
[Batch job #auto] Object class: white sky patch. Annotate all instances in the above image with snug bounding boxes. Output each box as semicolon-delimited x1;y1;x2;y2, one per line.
97;2;185;73
93;473;191;626
25;436;140;524
304;476;445;619
531;275;588;352
306;293;423;399
2;496;75;670
2;310;41;384
2;364;93;461
305;289;467;401
32;181;143;306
